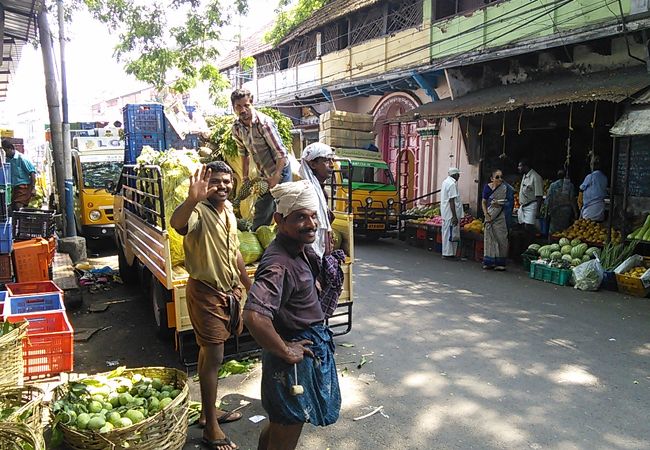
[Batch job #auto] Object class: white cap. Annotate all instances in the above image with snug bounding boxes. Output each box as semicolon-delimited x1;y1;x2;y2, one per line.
448;167;461;176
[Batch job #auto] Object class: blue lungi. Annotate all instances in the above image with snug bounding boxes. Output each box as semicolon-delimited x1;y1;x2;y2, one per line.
261;324;341;426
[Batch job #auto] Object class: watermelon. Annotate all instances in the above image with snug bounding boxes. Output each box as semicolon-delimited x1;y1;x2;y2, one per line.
571;258;582;266
581;255;591;263
585;247;600;258
255;225;276;249
539;247;552;259
559;238;570;247
239;232;263;264
571;238;582;246
528;243;541;252
562;254;573;263
550;244;560;252
561;245;573;255
571;243;589;259
551;251;562;260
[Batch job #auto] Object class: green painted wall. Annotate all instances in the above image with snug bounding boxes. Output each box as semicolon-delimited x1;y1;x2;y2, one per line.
430;0;633;60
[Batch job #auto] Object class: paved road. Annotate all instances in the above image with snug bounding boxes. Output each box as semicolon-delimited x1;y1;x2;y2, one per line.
70;239;650;450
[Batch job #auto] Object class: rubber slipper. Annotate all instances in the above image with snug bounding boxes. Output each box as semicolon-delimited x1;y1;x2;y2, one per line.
201;436;238;450
197;410;243;428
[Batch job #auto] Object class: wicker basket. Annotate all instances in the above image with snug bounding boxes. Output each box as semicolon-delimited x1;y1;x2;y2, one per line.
0;386;44;433
0;321;28;388
53;367;189;450
0;422;45;450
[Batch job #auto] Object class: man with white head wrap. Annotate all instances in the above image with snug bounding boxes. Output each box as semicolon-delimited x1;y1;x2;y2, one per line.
244;181;341;450
299;143;336;258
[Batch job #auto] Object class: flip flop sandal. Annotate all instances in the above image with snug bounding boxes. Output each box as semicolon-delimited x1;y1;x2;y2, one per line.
197;411;243;428
202;436;238;450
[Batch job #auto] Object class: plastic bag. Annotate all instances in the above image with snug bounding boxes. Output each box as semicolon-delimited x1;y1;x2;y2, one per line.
572;258;604;291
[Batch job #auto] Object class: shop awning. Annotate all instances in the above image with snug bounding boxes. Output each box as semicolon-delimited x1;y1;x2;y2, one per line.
395;67;650;122
610;106;650;136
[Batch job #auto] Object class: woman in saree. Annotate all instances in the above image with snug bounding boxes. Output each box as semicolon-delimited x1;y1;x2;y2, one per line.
482;169;514;271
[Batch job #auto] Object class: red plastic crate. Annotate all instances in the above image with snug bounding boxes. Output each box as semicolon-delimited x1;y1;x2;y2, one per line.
6;281;63;297
6;311;74;378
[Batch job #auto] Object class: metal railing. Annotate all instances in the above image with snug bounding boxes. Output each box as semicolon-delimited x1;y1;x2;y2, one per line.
116;165;167;231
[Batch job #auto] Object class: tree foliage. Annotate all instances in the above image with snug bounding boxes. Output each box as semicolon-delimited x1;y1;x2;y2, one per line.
81;0;248;98
205;107;293;159
265;0;331;46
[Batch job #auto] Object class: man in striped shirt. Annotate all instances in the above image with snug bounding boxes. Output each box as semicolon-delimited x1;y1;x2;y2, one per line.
231;89;292;230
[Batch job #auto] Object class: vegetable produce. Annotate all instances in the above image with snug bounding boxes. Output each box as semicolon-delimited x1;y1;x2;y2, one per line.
627;214;650;241
528;244;541;252
404;205;440;218
553;218;622;245
0;321;21;338
52;367;182;437
239;231;263;264
255;225;276;249
551;251;562;261
559;238;570;247
463;219;484;233
599;240;639;271
561;245;572;255
623;266;650;278
136;147;202;267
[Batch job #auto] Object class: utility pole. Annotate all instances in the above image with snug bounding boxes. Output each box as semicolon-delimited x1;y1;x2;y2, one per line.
237;19;243;89
38;12;66;223
58;0;76;237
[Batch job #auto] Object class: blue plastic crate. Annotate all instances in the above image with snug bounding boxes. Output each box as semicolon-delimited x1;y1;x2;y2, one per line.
0;291;6;316
123;104;165;135
5;292;64;316
0;218;12;253
80;122;96;130
124;132;166;164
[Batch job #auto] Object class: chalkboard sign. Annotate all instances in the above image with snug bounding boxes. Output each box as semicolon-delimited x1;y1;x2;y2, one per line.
615;136;650;197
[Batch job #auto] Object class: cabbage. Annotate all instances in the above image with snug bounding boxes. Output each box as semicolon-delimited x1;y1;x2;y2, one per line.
255;225;276;249
136;147;202;267
239;232;263;264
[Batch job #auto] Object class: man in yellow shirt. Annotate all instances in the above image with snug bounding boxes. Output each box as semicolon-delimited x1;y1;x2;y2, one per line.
170;161;251;450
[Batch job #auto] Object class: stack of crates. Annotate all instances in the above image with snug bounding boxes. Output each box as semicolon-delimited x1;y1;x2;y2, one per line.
2;281;73;379
164;117;199;150
123;104;165;164
0;163;12;285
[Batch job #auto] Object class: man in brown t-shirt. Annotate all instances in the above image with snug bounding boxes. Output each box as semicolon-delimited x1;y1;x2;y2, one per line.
170;162;251;450
244;181;341;450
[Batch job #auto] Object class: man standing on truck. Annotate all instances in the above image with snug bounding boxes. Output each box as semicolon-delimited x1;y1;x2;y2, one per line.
441;167;464;260
231;89;292;230
170;161;251;450
2;139;36;210
243;181;341;450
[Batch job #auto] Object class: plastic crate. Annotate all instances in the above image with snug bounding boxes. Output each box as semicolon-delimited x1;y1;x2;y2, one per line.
0;218;12;253
124;132;166;164
0;253;12;282
123;104;165;135
615;257;650;297
12;209;56;240
0;192;9;222
47;237;56;265
529;262;572;286
12;239;50;283
6;280;63;297
6;310;73;378
4;293;63;316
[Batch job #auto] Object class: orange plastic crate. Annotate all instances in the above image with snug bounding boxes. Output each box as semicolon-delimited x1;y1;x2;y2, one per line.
12;238;50;282
6;281;63;297
6;310;73;378
47;237;56;265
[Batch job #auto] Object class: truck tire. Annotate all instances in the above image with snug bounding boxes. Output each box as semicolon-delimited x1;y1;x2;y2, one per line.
117;244;138;285
151;275;173;339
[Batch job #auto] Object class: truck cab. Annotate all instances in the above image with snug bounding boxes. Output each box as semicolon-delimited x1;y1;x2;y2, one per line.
331;148;399;238
71;136;124;239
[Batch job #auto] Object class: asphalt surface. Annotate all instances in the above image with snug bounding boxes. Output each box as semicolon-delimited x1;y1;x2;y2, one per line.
67;238;650;450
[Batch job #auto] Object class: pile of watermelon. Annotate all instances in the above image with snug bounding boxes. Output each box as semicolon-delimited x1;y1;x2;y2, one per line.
525;238;600;268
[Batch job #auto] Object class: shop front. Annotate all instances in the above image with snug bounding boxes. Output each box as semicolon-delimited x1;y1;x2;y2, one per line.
397;66;650;297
